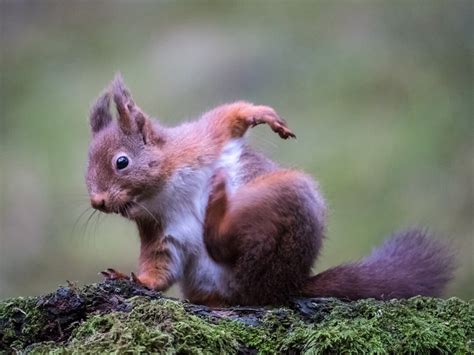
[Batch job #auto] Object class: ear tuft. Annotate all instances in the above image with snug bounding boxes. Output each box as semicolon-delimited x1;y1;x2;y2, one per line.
110;73;134;134
111;73;132;102
90;91;112;134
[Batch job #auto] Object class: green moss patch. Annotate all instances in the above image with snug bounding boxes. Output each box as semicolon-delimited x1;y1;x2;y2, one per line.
0;297;47;351
1;281;472;354
283;297;474;354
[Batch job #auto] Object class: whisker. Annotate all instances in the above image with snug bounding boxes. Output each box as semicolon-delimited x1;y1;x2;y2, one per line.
72;206;94;238
61;193;93;207
84;209;98;243
118;204;126;218
251;130;278;151
133;201;160;227
124;206;131;221
96;212;105;230
85;209;97;228
92;210;102;241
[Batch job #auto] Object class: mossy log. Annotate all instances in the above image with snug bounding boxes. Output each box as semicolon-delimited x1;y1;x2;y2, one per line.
0;280;472;353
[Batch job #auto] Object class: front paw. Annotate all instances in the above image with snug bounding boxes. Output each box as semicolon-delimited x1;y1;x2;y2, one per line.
132;272;170;291
100;268;151;289
99;268;167;291
130;272;153;289
100;268;129;281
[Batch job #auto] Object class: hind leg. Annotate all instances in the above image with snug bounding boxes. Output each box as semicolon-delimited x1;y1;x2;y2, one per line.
204;169;326;304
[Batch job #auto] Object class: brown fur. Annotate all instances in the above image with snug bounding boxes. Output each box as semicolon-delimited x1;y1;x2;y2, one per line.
86;74;455;306
204;169;325;305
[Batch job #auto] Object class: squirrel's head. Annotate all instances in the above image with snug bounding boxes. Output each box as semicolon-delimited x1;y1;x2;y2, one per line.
86;74;166;219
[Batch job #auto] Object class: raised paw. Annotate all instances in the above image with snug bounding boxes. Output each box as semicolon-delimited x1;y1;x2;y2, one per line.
269;118;296;139
242;104;296;140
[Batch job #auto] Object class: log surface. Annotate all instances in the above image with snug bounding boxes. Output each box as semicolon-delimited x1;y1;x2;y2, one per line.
0;280;472;353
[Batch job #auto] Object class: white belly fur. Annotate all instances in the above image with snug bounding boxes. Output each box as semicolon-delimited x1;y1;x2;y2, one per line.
155;139;244;297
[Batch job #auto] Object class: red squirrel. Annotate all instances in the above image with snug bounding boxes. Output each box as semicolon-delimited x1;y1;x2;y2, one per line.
86;74;455;306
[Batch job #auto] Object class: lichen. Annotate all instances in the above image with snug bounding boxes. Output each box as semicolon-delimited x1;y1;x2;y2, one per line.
1;281;472;354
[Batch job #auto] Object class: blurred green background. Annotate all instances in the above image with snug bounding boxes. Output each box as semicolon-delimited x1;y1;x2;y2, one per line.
1;1;472;300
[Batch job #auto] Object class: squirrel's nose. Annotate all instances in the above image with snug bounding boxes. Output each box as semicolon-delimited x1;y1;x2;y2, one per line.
90;193;107;211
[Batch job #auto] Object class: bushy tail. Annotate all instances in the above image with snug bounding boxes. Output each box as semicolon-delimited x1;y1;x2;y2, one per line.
302;228;456;300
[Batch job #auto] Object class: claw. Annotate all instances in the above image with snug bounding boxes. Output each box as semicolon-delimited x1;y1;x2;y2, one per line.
130;272;140;283
262;113;296;140
272;120;296;139
280;128;296;139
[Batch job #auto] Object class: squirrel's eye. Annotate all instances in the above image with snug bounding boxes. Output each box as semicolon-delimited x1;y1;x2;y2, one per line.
116;156;129;170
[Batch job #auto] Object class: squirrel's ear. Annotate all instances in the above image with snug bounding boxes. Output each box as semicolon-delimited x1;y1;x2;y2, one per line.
111;73;134;134
90;91;112;134
135;111;164;146
109;73;163;144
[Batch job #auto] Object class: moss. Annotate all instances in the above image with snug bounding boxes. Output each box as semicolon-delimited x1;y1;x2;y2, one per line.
29;298;239;354
1;281;472;354
282;297;474;354
220;308;307;354
0;297;47;351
